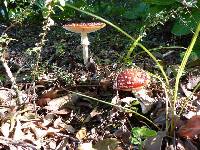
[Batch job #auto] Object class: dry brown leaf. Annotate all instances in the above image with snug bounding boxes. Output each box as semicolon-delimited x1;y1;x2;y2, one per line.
31;125;47;139
93;138;120;150
42;114;55;127
37;98;51;107
22;130;35;142
50;108;71;116
178;115;200;139
113;129;131;144
48;140;57;150
183;110;200;119
53;118;75;133
55;138;69;150
46;127;60;137
13;117;24;140
1;122;10;137
53;117;75;133
40;87;62;99
78;142;95;150
76;127;87;140
45;95;69;111
100;78;111;91
64;125;75;134
53;117;63;128
143;131;166;150
84;108;100;123
0;88;16;105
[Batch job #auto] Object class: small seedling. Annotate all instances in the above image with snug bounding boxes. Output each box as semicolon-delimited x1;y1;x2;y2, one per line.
131;126;157;150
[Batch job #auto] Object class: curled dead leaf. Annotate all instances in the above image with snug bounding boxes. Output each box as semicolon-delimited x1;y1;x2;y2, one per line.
76;127;87;140
178;115;200;139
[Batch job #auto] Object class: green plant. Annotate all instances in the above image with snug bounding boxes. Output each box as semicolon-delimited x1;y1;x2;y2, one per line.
0;75;6;84
0;0;37;22
27;0;65;80
51;64;73;84
131;126;157;150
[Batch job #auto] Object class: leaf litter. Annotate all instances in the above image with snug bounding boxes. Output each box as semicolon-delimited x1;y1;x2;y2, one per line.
0;24;200;150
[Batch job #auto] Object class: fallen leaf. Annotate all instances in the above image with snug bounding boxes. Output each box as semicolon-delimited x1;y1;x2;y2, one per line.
100;78;111;91
76;127;87;140
40;87;62;99
53;118;75;133
78;142;95;150
1;122;10;137
31;125;47;139
113;129;131;144
134;89;156;113
93;138;120;150
186;75;200;90
0;88;16;105
37;98;51;107
143;131;166;150
64;125;75;134
46;95;69;111
178;115;200;139
42;114;55;127
84;107;100;123
46;127;60;136
50;108;70;116
55;138;69;150
13;117;24;140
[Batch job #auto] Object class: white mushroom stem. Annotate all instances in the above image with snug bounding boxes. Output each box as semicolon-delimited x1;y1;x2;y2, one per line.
81;32;90;64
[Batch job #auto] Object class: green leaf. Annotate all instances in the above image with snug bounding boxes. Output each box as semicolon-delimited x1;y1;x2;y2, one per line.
171;10;200;36
123;2;149;19
131;100;140;105
143;0;176;5
35;0;45;9
131;138;141;145
42;7;49;18
132;127;157;139
132;127;141;136
140;128;157;138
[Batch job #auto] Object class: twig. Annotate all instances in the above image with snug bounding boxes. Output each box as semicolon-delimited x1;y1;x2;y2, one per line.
0;56;22;105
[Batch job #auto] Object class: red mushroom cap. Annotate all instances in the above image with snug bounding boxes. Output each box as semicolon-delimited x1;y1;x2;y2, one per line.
63;22;106;33
116;68;150;92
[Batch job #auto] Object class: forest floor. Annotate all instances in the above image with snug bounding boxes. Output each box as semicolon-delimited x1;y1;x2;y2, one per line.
0;23;200;150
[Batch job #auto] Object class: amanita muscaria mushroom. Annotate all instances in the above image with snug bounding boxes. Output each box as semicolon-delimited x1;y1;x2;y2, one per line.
116;68;150;92
63;22;106;64
116;68;155;113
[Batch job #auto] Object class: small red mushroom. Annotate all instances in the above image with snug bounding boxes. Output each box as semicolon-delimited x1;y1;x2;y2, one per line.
115;68;155;113
116;68;150;92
